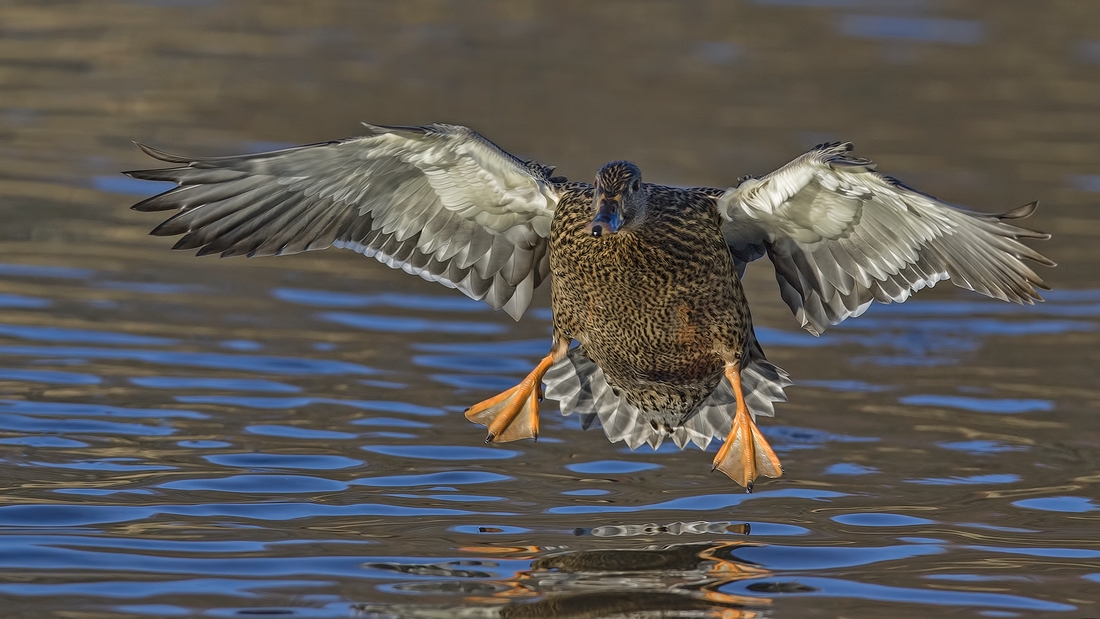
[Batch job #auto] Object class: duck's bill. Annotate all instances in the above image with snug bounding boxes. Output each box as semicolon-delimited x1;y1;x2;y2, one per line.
584;198;622;237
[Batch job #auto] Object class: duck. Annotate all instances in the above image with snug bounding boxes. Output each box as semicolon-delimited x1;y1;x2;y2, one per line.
126;123;1053;490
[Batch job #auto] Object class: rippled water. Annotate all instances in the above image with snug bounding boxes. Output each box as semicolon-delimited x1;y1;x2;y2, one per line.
2;2;1100;617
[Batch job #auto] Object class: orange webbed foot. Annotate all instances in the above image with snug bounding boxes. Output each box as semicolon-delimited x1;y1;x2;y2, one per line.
465;352;557;443
711;363;783;492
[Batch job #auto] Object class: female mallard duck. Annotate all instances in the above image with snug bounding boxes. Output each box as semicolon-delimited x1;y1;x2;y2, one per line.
127;123;1052;490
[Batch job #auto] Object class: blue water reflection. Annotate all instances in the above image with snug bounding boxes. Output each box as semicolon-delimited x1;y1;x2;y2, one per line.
92;175;174;196
176;395;443;415
900;395;1052;414
562;488;609;496
733;542;942;570
449;524;528;534
245;425;357;440
763;426;879;452
2;578;324;599
352;417;431;428
724;576;1074;612
411;339;550;357
0;345;379;375
34;458;175;471
824;463;878;475
275;288;485;312
801;379;893;392
132;376;301;392
1071;173;1100;193
204;453;364;470
218;339;263;351
0;436;88;447
0;324;175;346
159;475;350;493
832;513;935;527
0;263;93;278
362;445;519;460
0;294;51;308
0;413;177;435
908;474;1020;486
837;15;985;45
55;488;155;496
320;311;506;335
820;294;1100;365
93;281;208;295
1013;496;1098;513
178;440;232;448
565;460;662;474
968;545;1100;560
0;368;100;384
413;354;533;374
353;471;512;487
0;502;490;527
938;440;1029;455
0;399;205;419
429;373;518;391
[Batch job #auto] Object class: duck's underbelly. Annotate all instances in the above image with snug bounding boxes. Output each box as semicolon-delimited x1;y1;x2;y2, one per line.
578;297;724;381
553;270;742;414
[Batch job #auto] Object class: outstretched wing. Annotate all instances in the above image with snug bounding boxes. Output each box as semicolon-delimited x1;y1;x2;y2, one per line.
126;123;562;319
718;142;1054;335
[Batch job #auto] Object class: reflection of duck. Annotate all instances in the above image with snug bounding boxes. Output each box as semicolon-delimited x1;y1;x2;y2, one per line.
581;521;752;539
354;541;769;619
130;125;1052;488
497;591;751;619
532;542;745;572
357;591;757;619
524;541;767;582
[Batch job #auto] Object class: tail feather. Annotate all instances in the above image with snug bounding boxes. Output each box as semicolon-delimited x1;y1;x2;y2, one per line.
543;338;791;451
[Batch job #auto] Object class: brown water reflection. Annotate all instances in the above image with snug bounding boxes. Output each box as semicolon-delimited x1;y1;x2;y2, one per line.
2;1;1100;617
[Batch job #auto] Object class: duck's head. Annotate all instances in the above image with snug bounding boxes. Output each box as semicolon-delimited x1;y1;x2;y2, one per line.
586;161;646;237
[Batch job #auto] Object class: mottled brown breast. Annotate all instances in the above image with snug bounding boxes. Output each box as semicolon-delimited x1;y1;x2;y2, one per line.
549;183;751;417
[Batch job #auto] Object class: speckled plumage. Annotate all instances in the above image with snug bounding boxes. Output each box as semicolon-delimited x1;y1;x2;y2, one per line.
549;180;749;427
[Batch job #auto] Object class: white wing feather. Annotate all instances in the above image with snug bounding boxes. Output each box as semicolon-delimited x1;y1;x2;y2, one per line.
719;143;1053;335
128;123;561;319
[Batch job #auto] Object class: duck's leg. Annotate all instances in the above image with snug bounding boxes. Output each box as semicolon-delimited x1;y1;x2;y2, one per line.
465;338;569;443
711;362;783;492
